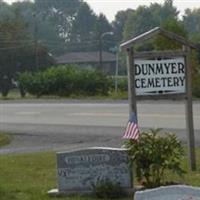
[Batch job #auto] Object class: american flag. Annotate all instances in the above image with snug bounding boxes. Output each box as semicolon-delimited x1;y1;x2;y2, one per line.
123;112;139;140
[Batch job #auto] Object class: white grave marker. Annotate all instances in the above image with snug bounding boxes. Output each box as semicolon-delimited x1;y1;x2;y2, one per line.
135;185;200;200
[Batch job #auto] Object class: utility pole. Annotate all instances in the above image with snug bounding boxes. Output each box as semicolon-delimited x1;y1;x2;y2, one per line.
33;7;39;70
99;32;113;72
99;35;102;72
110;46;119;93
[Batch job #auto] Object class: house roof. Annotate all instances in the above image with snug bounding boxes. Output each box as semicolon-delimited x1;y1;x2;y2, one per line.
120;27;197;50
55;51;116;64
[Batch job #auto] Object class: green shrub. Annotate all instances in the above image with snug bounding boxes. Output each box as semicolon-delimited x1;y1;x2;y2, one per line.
0;132;12;147
92;180;125;199
17;71;44;97
109;76;128;92
17;72;31;97
17;66;110;97
0;76;11;97
123;129;185;188
118;77;128;92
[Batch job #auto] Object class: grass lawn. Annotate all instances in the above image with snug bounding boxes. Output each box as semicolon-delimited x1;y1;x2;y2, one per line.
0;149;200;200
0;152;130;200
1;89;200;101
0;89;128;101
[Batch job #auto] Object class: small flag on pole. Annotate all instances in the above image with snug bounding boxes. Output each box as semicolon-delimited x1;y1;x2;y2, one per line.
123;112;139;140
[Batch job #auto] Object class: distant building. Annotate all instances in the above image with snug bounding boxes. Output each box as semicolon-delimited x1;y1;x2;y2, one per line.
55;51;116;74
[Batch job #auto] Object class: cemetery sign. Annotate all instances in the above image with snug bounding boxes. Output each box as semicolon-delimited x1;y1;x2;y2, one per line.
120;27;197;170
135;57;185;95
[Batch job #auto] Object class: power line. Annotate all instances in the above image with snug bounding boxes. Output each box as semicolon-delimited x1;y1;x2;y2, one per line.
0;37;115;51
0;37;34;42
0;41;34;44
0;43;34;50
42;39;99;45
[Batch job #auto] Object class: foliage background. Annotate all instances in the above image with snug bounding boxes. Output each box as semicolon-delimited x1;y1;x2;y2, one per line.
0;0;199;97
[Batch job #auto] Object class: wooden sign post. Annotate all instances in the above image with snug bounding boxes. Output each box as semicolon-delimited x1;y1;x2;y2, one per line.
184;46;196;170
127;48;137;118
121;27;197;170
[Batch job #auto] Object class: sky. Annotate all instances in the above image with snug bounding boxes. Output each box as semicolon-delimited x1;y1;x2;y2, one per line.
84;0;200;21
4;0;200;22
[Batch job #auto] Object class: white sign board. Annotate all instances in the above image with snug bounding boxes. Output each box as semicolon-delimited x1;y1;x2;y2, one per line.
135;57;185;95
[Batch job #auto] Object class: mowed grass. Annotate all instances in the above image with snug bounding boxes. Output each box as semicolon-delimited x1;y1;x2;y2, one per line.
165;148;200;186
0;89;128;101
0;152;130;200
0;150;200;200
0;131;200;199
0;152;56;200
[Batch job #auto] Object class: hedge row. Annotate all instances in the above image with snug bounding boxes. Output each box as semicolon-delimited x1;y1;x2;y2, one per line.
17;65;200;98
17;65;111;97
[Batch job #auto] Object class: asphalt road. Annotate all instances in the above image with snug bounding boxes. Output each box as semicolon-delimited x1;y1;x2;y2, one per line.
0;100;199;154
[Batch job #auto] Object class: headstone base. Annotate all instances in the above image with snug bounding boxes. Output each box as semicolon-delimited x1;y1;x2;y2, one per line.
47;188;135;197
48;188;91;197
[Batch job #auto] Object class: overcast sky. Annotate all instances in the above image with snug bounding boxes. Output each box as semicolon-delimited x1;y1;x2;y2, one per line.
84;0;200;21
5;0;200;22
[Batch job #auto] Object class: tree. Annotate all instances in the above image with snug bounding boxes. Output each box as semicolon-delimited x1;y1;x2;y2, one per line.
159;0;179;21
112;9;133;43
34;0;82;46
93;13;114;52
0;11;28;95
0;11;29;75
123;5;159;40
123;0;178;40
183;8;200;42
10;0;83;55
154;18;187;50
5;0;115;55
0;9;54;96
68;2;98;52
0;0;12;18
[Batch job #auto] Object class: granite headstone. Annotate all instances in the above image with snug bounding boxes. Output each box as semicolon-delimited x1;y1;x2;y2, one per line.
56;147;132;193
135;185;200;200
